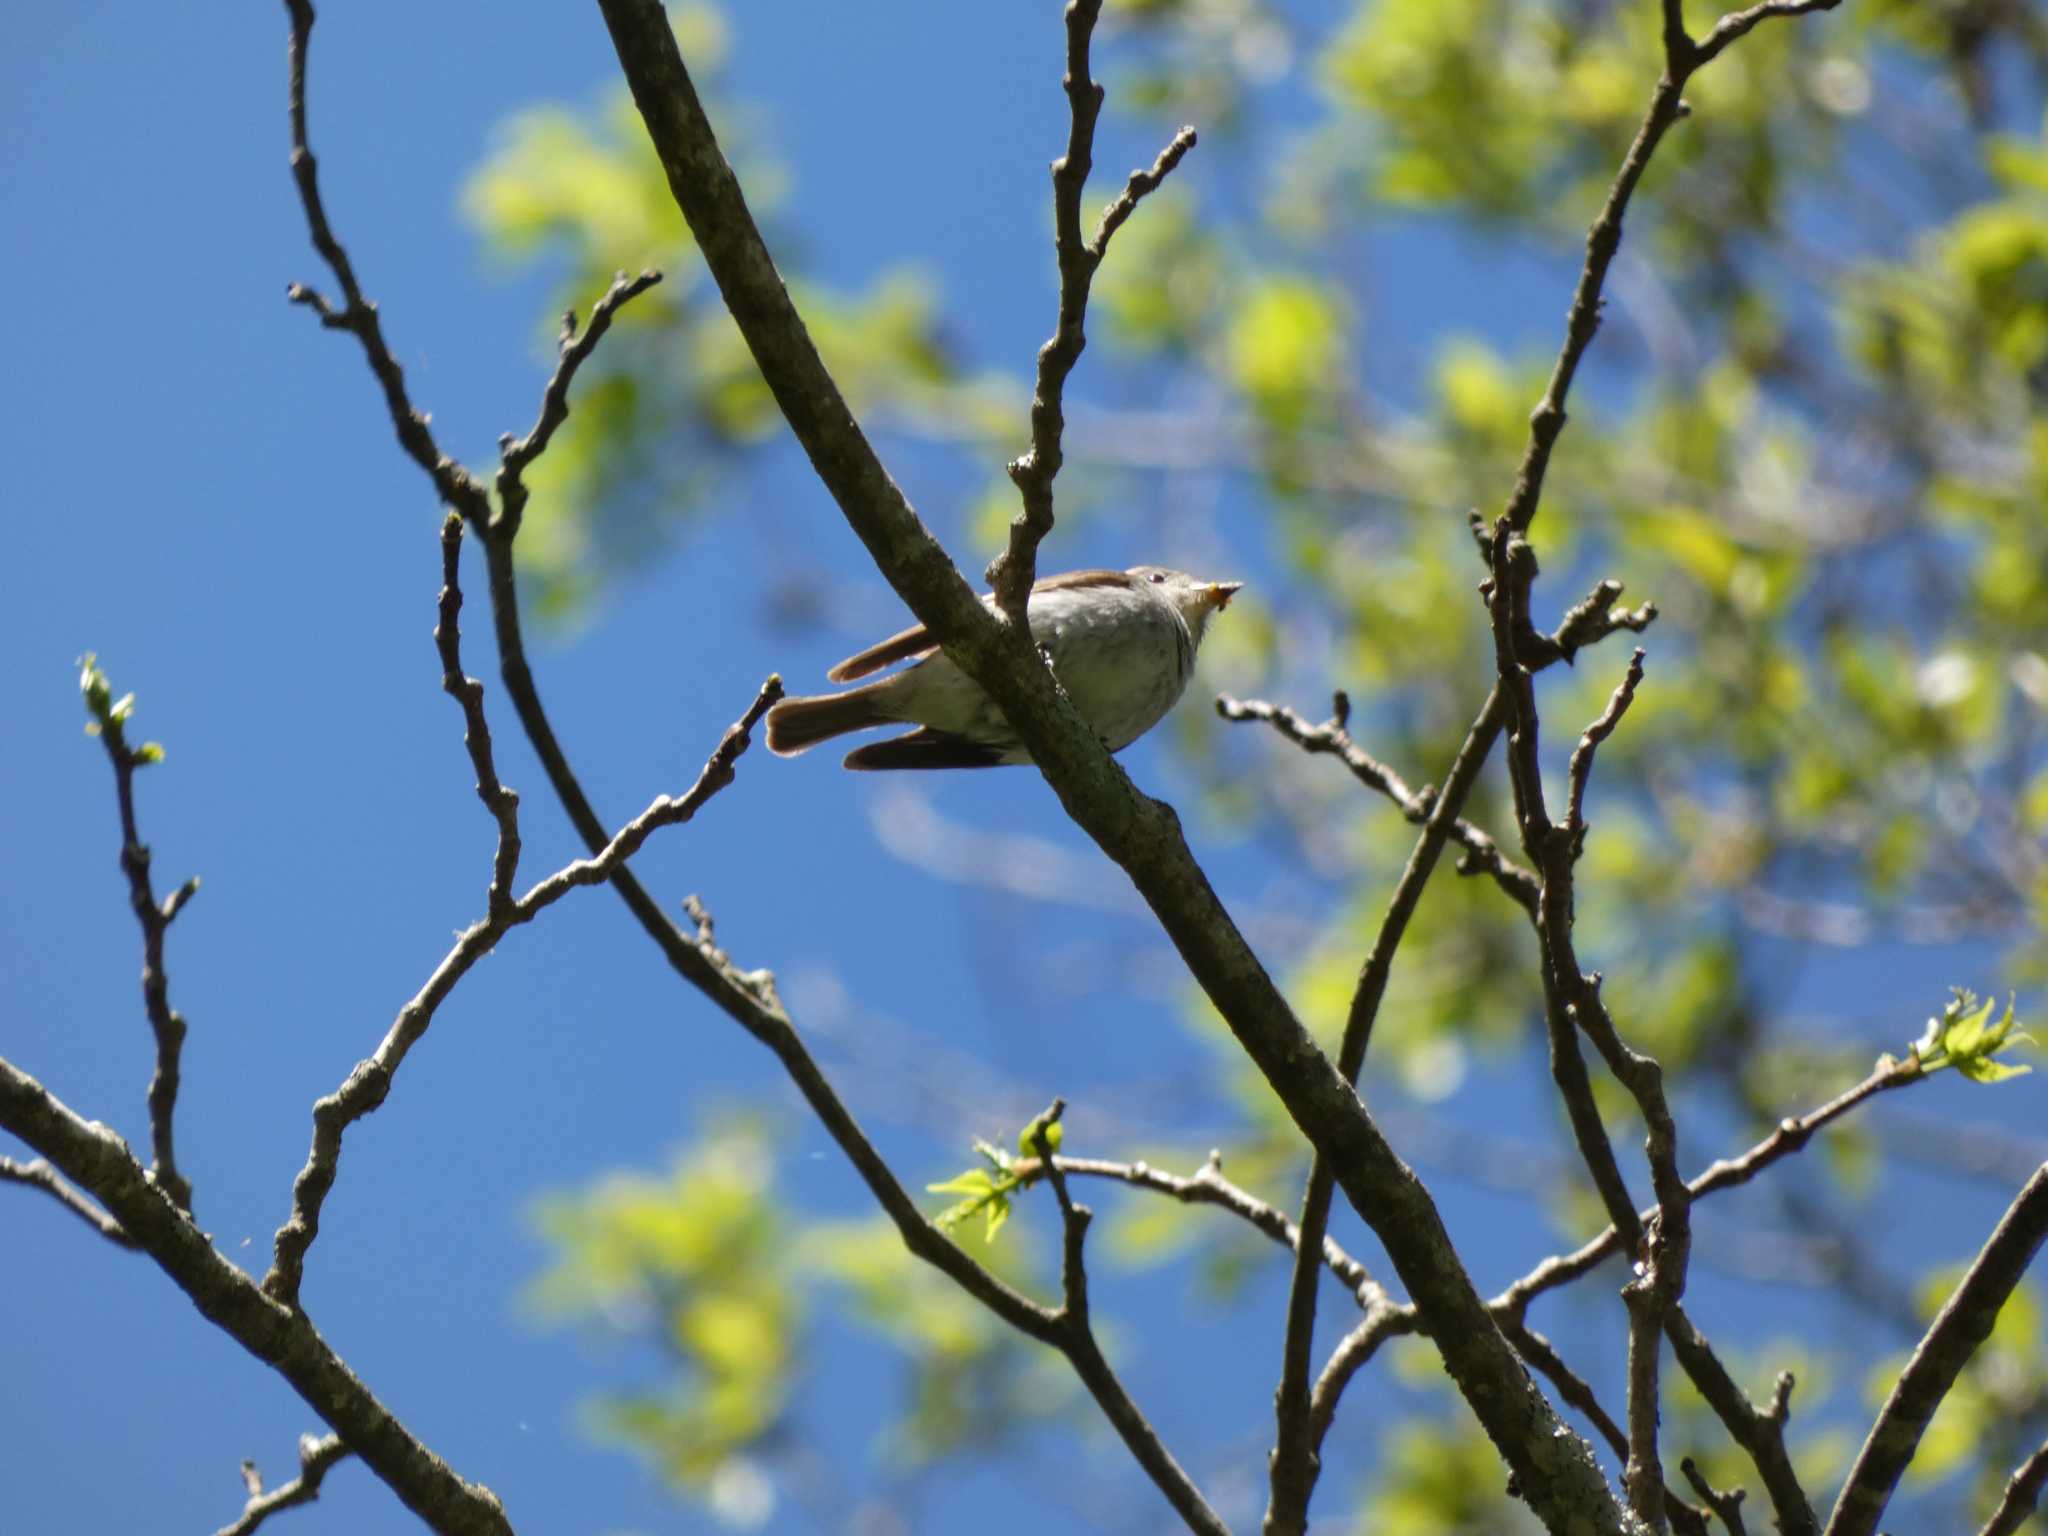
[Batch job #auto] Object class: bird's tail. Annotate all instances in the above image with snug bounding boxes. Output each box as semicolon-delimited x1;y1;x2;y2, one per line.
764;682;896;757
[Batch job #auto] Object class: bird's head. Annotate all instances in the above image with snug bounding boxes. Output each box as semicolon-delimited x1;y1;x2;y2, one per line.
1130;566;1244;645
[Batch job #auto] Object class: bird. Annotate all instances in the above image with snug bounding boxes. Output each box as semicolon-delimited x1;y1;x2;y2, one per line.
765;566;1243;770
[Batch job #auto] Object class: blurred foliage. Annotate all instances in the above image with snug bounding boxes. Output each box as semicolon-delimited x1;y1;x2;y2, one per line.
531;1117;1066;1519
498;0;2048;1527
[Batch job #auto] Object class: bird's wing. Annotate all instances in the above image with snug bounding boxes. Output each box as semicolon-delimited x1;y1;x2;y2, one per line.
1032;568;1134;594
827;622;937;682
826;570;1133;682
842;727;1008;770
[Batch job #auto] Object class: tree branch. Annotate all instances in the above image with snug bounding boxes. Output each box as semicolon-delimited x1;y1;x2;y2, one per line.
0;1154;135;1248
1826;1164;2048;1536
1264;684;1508;1536
589;6;1644;1529
77;657;199;1214
1032;1107;1229;1536
278;0;1086;1467
282;0;488;521
435;513;522;916
1977;1434;2048;1536
262;667;778;1308
216;1435;350;1536
1038;1150;1379;1300
0;1058;510;1535
1216;690;1539;917
1497;1052;1930;1318
988;0;1196;618
494;268;663;535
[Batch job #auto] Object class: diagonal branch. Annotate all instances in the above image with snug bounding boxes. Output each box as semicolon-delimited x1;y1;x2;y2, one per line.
1978;1434;2048;1536
1218;690;1538;916
1826;1164;2048;1536
263;669;778;1308
282;0;487;520
0;1154;136;1248
0;1057;510;1536
591;8;1644;1532
495;268;663;534
1498;1051;1930;1318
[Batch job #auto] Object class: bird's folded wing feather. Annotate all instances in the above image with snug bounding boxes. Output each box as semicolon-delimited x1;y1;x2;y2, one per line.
827;622;937;682
826;570;1133;683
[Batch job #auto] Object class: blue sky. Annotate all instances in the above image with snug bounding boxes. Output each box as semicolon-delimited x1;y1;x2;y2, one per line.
4;5;2041;1535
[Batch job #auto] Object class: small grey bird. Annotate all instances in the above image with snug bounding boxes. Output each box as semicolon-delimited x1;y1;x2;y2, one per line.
766;566;1242;770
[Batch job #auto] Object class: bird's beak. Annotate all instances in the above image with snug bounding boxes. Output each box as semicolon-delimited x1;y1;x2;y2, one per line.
1207;581;1244;611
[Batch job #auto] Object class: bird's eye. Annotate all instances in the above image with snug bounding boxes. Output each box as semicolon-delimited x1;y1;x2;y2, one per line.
1148;571;1165;584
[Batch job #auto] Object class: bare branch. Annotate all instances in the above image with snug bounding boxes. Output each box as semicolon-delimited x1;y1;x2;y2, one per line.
1663;1315;1812;1536
80;656;196;1214
1978;1434;2048;1536
1306;1302;1414;1450
282;0;489;521
1695;0;1843;66
0;1057;510;1535
1216;690;1539;916
0;1155;135;1248
435;514;522;916
594;6;1641;1528
1091;125;1198;259
1265;684;1509;1536
1565;649;1647;852
495;268;664;533
1498;1053;1929;1318
989;3;1198;616
1827;1165;2048;1536
1031;1107;1231;1536
1040;1150;1380;1299
216;1436;350;1536
262;673;779;1308
1680;1458;1749;1536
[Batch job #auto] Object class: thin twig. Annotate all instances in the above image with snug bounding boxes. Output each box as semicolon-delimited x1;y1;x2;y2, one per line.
989;0;1196;617
216;1436;350;1536
1977;1434;2048;1536
1826;1165;2048;1536
1031;1106;1231;1536
1216;691;1539;916
0;1155;135;1248
1038;1150;1379;1299
82;659;196;1214
435;514;522;915
1695;0;1843;66
1305;1303;1414;1449
495;268;664;535
262;674;779;1308
283;0;488;520
1497;1053;1930;1318
1663;1315;1812;1536
1679;1458;1749;1536
1091;126;1198;258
